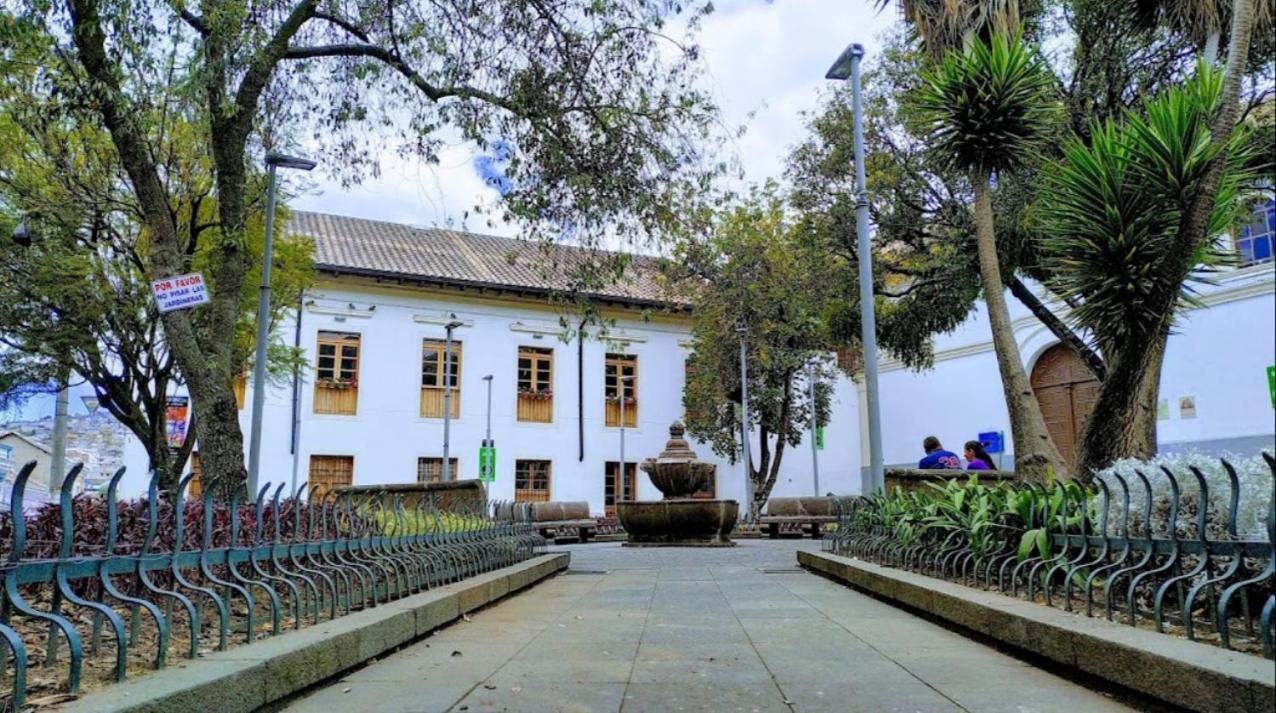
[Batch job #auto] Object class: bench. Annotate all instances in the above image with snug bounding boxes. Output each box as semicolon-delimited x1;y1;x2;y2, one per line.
528;501;597;542
758;497;840;539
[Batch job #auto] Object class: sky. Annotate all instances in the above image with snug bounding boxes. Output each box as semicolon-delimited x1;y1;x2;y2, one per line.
290;0;898;237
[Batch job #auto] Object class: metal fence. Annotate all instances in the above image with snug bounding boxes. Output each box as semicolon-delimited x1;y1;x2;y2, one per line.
0;460;546;708
825;455;1275;660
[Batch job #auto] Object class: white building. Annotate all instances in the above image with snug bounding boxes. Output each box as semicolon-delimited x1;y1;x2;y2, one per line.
101;201;1273;502
127;212;862;513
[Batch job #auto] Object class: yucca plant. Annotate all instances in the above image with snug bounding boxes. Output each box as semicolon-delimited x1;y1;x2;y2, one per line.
915;32;1066;482
1041;66;1259;474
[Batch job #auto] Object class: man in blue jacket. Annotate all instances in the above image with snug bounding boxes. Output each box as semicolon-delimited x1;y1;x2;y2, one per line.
918;436;962;470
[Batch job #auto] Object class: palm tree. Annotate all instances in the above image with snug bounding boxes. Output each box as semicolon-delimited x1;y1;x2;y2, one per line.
916;33;1068;481
874;0;1029;56
1132;0;1272;64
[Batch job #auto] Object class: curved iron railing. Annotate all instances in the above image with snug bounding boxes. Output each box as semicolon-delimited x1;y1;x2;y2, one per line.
0;460;546;708
824;455;1275;660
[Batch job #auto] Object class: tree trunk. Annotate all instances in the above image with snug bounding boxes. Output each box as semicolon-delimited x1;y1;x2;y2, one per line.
1076;327;1166;477
1008;278;1105;381
972;177;1067;481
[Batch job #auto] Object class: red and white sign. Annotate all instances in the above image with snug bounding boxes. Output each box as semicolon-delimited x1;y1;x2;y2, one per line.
150;272;210;313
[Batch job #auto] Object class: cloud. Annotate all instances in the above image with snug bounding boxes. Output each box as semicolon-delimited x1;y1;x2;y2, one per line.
292;1;897;233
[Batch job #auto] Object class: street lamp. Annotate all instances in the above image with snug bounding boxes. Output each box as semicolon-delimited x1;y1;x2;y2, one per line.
442;318;464;481
248;151;316;496
807;360;821;497
618;374;635;497
826;43;884;494
737;326;753;520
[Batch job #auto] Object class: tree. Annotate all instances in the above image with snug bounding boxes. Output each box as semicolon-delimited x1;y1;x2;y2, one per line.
915;33;1067;480
0;56;312;489
1043;0;1266;474
6;0;719;489
678;189;836;518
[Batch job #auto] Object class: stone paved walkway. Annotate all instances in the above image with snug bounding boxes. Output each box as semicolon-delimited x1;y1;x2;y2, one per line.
284;541;1141;713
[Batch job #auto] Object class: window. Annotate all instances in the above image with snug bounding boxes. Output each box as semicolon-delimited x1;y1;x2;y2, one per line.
517;346;554;423
1235;198;1274;266
314;331;361;415
417;457;459;484
420;339;462;418
308;455;354;499
603;461;637;517
604;353;637;427
514;460;551;502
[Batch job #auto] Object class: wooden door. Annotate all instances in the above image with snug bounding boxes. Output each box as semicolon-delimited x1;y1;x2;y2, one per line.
1030;344;1100;466
603;462;636;517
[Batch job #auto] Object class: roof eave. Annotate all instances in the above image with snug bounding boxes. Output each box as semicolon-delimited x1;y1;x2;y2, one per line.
315;264;692;312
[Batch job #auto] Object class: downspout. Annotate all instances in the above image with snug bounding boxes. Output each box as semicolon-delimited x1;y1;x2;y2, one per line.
290;289;304;496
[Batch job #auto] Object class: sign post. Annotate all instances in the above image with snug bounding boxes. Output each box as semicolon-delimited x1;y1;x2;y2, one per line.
978;430;1006;470
478;441;496;483
150;273;210;313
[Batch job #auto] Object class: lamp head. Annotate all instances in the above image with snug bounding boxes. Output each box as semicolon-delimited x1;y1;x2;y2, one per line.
445;320;464;330
483;374;493;382
265;152;317;171
825;43;864;80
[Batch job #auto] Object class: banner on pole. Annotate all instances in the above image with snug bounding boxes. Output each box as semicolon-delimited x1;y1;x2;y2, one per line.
166;396;190;447
814;427;824;451
479;441;496;482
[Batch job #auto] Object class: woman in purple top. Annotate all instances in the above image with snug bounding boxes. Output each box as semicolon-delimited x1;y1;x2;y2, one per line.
964;440;995;470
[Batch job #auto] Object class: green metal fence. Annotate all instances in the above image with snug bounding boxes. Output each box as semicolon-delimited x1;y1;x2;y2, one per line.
0;460;545;708
825;455;1275;659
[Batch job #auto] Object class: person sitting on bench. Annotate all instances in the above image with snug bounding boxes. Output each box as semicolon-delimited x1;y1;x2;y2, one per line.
918;436;962;470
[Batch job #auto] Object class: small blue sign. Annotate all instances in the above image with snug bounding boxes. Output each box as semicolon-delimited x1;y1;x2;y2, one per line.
978;431;1005;454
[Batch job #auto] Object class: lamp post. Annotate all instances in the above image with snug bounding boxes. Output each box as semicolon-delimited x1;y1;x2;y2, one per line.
737;326;753;520
442;319;464;481
618;374;635;497
807;360;820;497
826;43;884;494
248;151;316;497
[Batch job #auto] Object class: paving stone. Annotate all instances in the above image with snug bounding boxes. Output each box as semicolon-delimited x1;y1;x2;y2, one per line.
621;682;789;712
451;680;626;713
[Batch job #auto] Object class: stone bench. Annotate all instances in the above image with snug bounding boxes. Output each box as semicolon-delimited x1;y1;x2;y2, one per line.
528;501;597;542
884;468;1016;494
758;496;840;539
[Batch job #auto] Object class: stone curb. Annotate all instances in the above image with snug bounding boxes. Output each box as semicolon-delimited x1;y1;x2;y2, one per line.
798;550;1274;713
58;553;570;713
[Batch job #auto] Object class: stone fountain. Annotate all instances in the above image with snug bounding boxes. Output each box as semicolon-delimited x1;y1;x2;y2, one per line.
616;421;739;547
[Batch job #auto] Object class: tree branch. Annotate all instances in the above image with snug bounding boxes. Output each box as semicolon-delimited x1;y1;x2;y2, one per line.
1008;277;1106;381
312;10;370;42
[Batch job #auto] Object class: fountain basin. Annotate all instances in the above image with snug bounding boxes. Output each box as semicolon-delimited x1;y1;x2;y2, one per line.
616;499;739;547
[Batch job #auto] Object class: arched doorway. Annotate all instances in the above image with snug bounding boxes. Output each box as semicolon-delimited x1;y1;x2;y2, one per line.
1030;344;1100;466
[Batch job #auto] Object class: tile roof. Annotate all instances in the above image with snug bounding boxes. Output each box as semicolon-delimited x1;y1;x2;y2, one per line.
289;211;685;308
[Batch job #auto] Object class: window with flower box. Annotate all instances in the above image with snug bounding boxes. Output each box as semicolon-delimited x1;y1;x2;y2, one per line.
314;331;361;415
517;346;554;423
420;339;462;418
515;460;551;502
604;353;637;427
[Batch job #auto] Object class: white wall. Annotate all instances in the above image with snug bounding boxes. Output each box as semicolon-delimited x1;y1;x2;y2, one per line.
141;276;863;512
871;264;1276;469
